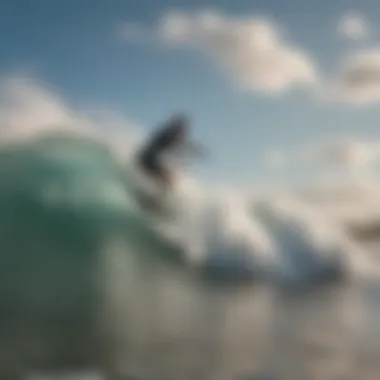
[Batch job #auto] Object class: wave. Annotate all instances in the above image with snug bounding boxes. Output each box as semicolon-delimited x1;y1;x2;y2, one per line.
0;131;374;288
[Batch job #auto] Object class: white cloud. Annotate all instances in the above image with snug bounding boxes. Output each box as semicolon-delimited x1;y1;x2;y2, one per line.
304;138;380;168
0;74;141;158
0;75;79;139
121;10;317;93
338;12;369;41
328;50;380;104
263;138;380;228
268;137;380;169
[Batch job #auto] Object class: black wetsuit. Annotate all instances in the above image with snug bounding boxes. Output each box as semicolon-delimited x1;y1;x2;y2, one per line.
137;124;184;182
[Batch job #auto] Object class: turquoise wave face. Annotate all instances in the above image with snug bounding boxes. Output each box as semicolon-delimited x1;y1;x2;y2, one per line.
0;132;189;375
0;132;185;252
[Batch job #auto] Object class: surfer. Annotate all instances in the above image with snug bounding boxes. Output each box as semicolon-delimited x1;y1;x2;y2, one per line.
136;114;205;192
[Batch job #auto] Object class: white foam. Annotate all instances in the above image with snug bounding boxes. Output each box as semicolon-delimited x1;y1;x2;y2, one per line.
128;167;378;282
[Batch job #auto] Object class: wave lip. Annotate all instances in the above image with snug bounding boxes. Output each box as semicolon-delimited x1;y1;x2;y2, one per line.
0;131;369;284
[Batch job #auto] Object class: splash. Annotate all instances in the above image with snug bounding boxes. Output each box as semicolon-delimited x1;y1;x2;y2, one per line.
0;129;371;287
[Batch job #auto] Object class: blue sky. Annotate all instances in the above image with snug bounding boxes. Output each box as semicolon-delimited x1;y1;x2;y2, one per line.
1;0;380;186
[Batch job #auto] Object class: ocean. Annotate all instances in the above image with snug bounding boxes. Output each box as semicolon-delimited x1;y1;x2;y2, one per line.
0;131;380;380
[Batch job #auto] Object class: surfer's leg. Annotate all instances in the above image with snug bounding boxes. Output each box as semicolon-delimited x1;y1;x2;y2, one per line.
138;152;172;189
159;167;173;189
147;163;172;191
137;151;155;176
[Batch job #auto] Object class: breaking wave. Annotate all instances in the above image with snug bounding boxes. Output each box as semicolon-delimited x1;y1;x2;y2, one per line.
0;130;374;288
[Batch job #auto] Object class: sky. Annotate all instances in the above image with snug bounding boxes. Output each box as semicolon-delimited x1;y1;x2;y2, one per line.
2;0;380;187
